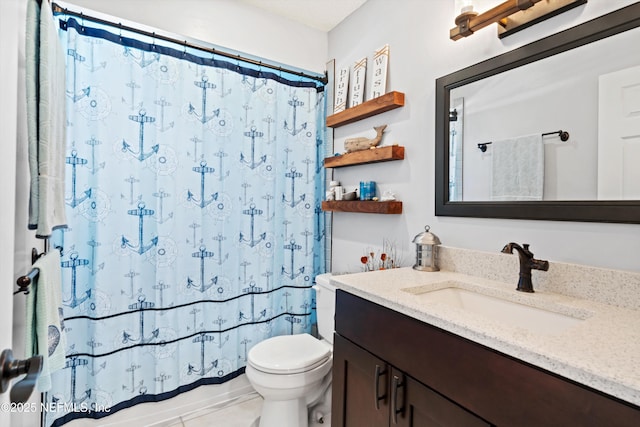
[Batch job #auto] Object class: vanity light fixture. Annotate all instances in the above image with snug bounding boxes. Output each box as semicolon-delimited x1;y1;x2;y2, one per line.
450;0;587;41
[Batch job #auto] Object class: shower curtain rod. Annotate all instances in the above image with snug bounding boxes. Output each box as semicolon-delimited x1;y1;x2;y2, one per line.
50;2;328;84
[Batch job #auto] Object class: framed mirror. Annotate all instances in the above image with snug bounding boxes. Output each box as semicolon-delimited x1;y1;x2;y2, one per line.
435;3;640;223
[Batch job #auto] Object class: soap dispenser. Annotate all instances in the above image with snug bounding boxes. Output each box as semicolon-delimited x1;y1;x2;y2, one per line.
412;225;441;272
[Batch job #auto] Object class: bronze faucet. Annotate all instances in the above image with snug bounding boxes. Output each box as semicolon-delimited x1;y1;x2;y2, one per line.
501;243;549;293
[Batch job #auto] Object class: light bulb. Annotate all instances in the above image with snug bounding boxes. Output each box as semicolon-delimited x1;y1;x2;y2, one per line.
457;0;475;14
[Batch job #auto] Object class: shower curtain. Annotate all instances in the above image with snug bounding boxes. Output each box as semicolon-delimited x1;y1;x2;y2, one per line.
44;14;327;427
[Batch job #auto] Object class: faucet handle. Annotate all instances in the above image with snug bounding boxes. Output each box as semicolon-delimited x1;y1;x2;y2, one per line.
523;243;530;251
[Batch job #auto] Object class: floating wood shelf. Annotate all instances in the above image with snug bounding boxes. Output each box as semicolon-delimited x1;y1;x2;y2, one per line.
322;201;403;214
326;91;405;128
324;145;405;168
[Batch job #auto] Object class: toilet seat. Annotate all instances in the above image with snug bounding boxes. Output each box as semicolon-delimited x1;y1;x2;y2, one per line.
248;333;331;374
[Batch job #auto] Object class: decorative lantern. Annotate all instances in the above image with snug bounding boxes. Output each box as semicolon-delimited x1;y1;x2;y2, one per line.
412;225;441;272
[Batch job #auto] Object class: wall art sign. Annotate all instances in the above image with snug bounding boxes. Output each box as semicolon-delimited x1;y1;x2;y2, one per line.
334;67;349;113
349;57;367;108
370;44;389;99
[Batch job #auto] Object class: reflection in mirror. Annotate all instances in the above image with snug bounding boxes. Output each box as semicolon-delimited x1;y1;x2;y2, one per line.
449;24;640;202
449;97;464;201
435;3;640;223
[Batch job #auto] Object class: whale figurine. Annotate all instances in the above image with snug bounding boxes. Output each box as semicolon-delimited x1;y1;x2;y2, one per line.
344;125;387;153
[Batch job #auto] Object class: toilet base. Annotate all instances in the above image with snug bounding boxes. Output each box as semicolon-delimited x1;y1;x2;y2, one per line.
310;383;332;425
258;398;308;427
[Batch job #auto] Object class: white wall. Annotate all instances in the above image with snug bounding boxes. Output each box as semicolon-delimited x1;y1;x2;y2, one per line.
328;0;640;273
64;0;328;74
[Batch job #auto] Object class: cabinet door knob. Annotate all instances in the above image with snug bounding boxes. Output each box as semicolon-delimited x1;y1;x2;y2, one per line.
391;374;405;424
374;364;387;410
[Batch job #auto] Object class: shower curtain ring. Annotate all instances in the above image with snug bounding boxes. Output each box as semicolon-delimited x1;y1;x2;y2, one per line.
152;32;156;50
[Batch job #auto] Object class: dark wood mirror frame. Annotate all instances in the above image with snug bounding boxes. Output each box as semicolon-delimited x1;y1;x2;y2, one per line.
435;3;640;224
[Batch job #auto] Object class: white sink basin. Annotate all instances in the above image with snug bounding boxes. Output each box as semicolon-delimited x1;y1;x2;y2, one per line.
402;283;586;335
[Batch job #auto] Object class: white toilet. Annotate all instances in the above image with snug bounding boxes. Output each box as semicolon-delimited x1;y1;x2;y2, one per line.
246;273;336;427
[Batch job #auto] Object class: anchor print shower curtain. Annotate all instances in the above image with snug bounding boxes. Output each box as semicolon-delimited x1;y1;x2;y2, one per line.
45;15;326;426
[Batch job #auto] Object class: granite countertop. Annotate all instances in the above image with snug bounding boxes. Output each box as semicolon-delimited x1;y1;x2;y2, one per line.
329;267;640;407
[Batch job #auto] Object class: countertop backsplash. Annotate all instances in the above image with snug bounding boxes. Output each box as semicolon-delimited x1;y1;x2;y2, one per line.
438;246;640;311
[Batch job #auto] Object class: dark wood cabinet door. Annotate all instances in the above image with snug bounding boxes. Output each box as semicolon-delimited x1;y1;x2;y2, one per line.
393;368;490;427
332;334;391;427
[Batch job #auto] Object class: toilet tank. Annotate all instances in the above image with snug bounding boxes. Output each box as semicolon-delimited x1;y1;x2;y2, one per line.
314;273;336;344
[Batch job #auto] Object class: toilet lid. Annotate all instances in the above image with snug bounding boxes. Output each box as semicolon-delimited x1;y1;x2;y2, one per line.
248;333;331;374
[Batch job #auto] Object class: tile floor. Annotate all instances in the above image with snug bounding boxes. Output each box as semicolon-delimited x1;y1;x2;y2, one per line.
158;393;328;427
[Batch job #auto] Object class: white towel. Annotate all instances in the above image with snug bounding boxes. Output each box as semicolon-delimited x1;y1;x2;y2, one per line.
26;0;40;232
25;251;67;392
491;134;544;201
26;0;68;237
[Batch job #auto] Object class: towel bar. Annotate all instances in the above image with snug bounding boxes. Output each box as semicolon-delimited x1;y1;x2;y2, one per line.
14;245;55;295
477;129;570;151
477;142;492;152
541;130;570;141
15;268;39;295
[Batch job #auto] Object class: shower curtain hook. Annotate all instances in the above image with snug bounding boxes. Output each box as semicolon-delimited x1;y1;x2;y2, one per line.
151;32;156;50
118;23;123;41
183;41;187;57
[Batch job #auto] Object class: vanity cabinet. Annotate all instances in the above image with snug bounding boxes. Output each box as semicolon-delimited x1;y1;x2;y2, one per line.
332;290;640;427
332;334;390;426
332;333;489;426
